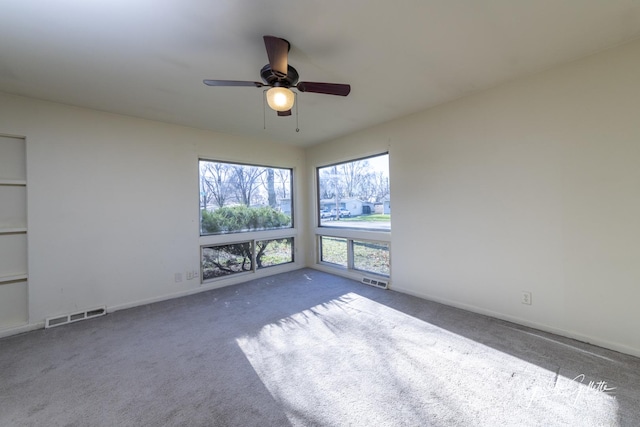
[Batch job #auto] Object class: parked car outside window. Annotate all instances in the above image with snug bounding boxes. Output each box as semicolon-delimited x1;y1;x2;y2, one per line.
330;208;351;218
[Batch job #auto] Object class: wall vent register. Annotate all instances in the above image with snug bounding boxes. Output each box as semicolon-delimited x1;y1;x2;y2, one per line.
362;277;389;289
45;306;107;328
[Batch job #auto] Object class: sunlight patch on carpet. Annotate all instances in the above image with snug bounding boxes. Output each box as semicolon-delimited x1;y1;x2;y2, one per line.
236;293;619;426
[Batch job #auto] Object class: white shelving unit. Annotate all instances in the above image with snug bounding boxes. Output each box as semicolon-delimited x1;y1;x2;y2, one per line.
0;135;28;329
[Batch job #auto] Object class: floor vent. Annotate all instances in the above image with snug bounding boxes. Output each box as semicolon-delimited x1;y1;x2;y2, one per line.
362;277;389;289
45;306;106;329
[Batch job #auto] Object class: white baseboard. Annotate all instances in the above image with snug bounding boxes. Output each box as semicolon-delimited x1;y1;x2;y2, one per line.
5;267;638;360
1;264;302;339
0;321;45;339
108;263;301;314
391;284;640;359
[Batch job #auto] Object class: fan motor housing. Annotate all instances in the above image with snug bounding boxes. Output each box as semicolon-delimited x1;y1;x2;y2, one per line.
260;64;299;87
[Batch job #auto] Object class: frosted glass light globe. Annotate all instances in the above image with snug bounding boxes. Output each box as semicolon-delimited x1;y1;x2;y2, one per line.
266;87;295;111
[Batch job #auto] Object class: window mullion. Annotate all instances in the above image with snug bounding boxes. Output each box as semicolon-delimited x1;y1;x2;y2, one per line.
347;238;355;270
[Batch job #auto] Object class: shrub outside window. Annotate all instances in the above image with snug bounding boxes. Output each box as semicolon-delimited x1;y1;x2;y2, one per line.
202;241;253;280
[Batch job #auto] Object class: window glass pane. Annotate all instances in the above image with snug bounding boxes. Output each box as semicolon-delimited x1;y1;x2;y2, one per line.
353;240;390;277
318;153;390;230
200;160;292;235
320;236;347;267
202;242;253;280
256;238;294;269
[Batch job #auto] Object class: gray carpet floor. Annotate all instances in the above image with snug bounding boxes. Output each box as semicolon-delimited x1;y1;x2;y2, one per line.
1;268;639;426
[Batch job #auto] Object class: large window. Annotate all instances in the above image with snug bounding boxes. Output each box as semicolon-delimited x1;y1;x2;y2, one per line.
199;160;293;235
316;153;391;280
317;153;390;231
199;159;295;283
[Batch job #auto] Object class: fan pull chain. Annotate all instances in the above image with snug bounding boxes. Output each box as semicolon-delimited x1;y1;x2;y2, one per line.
263;90;267;130
295;92;299;132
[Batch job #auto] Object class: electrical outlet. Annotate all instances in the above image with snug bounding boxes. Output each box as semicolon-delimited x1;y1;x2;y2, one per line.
175;273;182;283
521;291;532;305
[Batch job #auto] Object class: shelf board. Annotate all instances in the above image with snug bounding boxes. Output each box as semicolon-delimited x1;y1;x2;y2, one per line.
0;274;28;284
0;227;27;234
0;179;27;186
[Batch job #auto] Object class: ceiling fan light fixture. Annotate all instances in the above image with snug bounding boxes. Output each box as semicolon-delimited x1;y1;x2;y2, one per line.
266;87;295;112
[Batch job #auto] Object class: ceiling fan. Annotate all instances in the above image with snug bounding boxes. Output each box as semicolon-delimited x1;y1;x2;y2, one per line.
203;36;351;117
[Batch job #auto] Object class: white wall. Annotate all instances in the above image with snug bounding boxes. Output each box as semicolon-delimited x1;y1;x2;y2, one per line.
0;92;306;332
307;39;640;357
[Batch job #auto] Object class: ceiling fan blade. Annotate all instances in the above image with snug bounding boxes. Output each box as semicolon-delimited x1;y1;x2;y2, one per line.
203;80;264;87
277;110;292;117
263;35;290;78
296;82;351;96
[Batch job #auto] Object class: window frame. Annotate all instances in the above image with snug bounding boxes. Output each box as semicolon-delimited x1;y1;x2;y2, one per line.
351;238;390;277
316;152;390;232
198;157;298;284
199;158;294;236
315;228;391;278
314;152;391;281
201;235;295;282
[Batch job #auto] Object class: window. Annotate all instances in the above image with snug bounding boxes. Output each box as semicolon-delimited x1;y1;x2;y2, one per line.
201;238;294;280
320;236;348;267
199;159;295;283
316;153;390;279
353;240;390;276
318;236;390;277
200;160;293;235
317;153;390;230
256;238;294;269
202;241;253;280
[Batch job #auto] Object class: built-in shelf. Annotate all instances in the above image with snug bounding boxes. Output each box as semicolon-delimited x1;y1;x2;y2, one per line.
0;228;27;234
1;135;28;327
0;179;27;186
0;274;28;284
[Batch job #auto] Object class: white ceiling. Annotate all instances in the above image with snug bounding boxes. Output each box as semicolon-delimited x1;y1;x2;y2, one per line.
3;1;640;147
